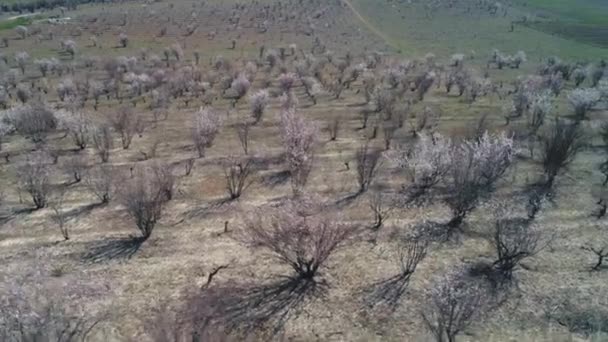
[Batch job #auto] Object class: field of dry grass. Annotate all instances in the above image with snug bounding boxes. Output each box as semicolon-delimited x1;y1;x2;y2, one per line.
0;0;607;341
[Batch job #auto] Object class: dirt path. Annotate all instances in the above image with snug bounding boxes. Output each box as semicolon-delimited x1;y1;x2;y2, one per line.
340;0;399;50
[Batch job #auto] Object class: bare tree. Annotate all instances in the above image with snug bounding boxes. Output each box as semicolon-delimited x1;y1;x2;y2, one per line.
223;156;255;200
280;108;317;196
328;118;340;141
63;155;87;184
0;286;102;341
120;167;167;240
355;142;383;194
192;107;220;158
540;119;584;187
118;33;129;48
382;121;398;150
50;187;69;240
369;192;393;231
236;123;250;155
18;152;51;209
491;208;543;279
241;200;356;281
84;165;114;204
64;110;91;150
409;106;440;138
92;125;113;163
581;244;608;271
364;239;427;308
421;269;489;342
151;162;176;202
110;106;143;149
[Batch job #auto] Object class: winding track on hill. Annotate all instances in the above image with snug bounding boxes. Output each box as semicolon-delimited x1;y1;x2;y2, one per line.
340;0;399;50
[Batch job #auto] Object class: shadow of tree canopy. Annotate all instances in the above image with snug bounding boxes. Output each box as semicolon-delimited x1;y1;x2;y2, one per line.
186;276;328;336
81;236;146;263
260;170;291;188
360;273;413;313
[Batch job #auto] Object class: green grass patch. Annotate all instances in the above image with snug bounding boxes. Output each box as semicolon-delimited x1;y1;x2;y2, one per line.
513;0;608;26
511;0;608;48
0;15;42;31
349;0;608;62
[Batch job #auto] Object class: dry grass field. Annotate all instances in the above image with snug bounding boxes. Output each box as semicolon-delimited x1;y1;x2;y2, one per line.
0;0;607;341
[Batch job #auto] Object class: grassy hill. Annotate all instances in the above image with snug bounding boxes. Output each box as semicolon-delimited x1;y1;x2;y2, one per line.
348;0;608;62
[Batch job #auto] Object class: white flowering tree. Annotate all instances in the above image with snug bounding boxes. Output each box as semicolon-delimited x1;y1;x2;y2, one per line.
392;133;452;198
280;108;317;196
249;90;269;124
192;107;220;158
568;88;601;119
443;133;515;233
15;51;30;74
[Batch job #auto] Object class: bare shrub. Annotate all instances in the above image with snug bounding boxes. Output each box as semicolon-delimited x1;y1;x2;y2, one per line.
382;121;397;150
409;106;440;138
355;142;383;194
223;156;255;200
118;32;128;48
241;200;356;281
120;166;167;240
236;123;250;155
92;125;113;163
328;118;340;141
0;285;101;341
151;162;176;202
50;187;69;240
18;152;51;209
364;239;427;309
63;110;91;150
63;154;87;183
192;107;220;158
490;206;544;280
540;119;584;187
415;71;435;101
280;108;317;196
581;244;608;271
421;268;490;342
110;106;143;149
84;164;114;204
369;192;393;231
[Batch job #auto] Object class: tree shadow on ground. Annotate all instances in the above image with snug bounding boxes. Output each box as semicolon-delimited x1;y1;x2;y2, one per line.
64;202;106;219
81;236;146;263
190;276;328;336
360;273;413;313
260;170;291;188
